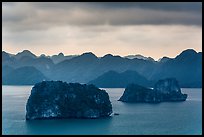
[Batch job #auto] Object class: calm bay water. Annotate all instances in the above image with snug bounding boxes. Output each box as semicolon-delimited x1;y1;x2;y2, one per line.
2;86;202;135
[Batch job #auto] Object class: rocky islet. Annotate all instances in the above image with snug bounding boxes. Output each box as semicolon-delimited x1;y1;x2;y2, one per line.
26;81;112;120
26;78;187;120
118;78;188;103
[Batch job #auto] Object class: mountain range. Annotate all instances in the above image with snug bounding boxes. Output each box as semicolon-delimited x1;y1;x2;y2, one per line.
88;70;153;88
2;49;202;87
124;54;155;61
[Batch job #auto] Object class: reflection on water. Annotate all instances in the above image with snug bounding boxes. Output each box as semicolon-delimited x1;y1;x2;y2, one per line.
25;117;113;135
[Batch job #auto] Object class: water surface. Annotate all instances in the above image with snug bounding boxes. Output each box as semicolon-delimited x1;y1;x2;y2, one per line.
2;86;202;135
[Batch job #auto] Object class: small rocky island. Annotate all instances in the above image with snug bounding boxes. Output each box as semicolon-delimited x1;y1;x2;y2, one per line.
26;81;112;120
118;78;187;103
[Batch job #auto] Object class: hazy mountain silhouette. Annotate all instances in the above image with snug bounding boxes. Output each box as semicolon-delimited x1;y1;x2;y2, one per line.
51;53;78;64
3;66;48;85
15;50;37;60
88;70;153;88
2;51;17;67
51;52;99;82
158;56;171;63
124;54;155;61
2;51;54;78
150;49;202;87
2;65;14;79
2;49;202;87
2;51;11;61
50;52;157;83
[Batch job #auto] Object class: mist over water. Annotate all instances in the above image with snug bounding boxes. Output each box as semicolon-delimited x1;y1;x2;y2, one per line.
2;86;202;135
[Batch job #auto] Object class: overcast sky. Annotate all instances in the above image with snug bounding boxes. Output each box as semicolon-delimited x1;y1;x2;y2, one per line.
2;2;202;60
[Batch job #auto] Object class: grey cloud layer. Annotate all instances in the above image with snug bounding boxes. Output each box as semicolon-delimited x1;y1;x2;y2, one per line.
2;2;202;32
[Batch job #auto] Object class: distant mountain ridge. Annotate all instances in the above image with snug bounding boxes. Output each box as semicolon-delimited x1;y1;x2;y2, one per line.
88;70;153;88
2;50;79;64
50;53;78;64
2;49;202;87
124;54;155;61
15;50;37;60
2;66;48;85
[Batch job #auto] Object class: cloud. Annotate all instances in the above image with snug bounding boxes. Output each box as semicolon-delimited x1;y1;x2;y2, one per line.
3;25;202;60
2;2;202;60
2;2;202;32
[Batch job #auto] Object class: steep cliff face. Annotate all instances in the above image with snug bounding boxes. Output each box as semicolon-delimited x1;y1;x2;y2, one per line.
118;78;187;103
154;78;187;101
26;81;112;120
118;84;158;103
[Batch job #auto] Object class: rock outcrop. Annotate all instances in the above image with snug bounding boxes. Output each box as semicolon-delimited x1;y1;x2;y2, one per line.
154;78;187;101
26;81;112;120
118;84;158;103
118;78;187;103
